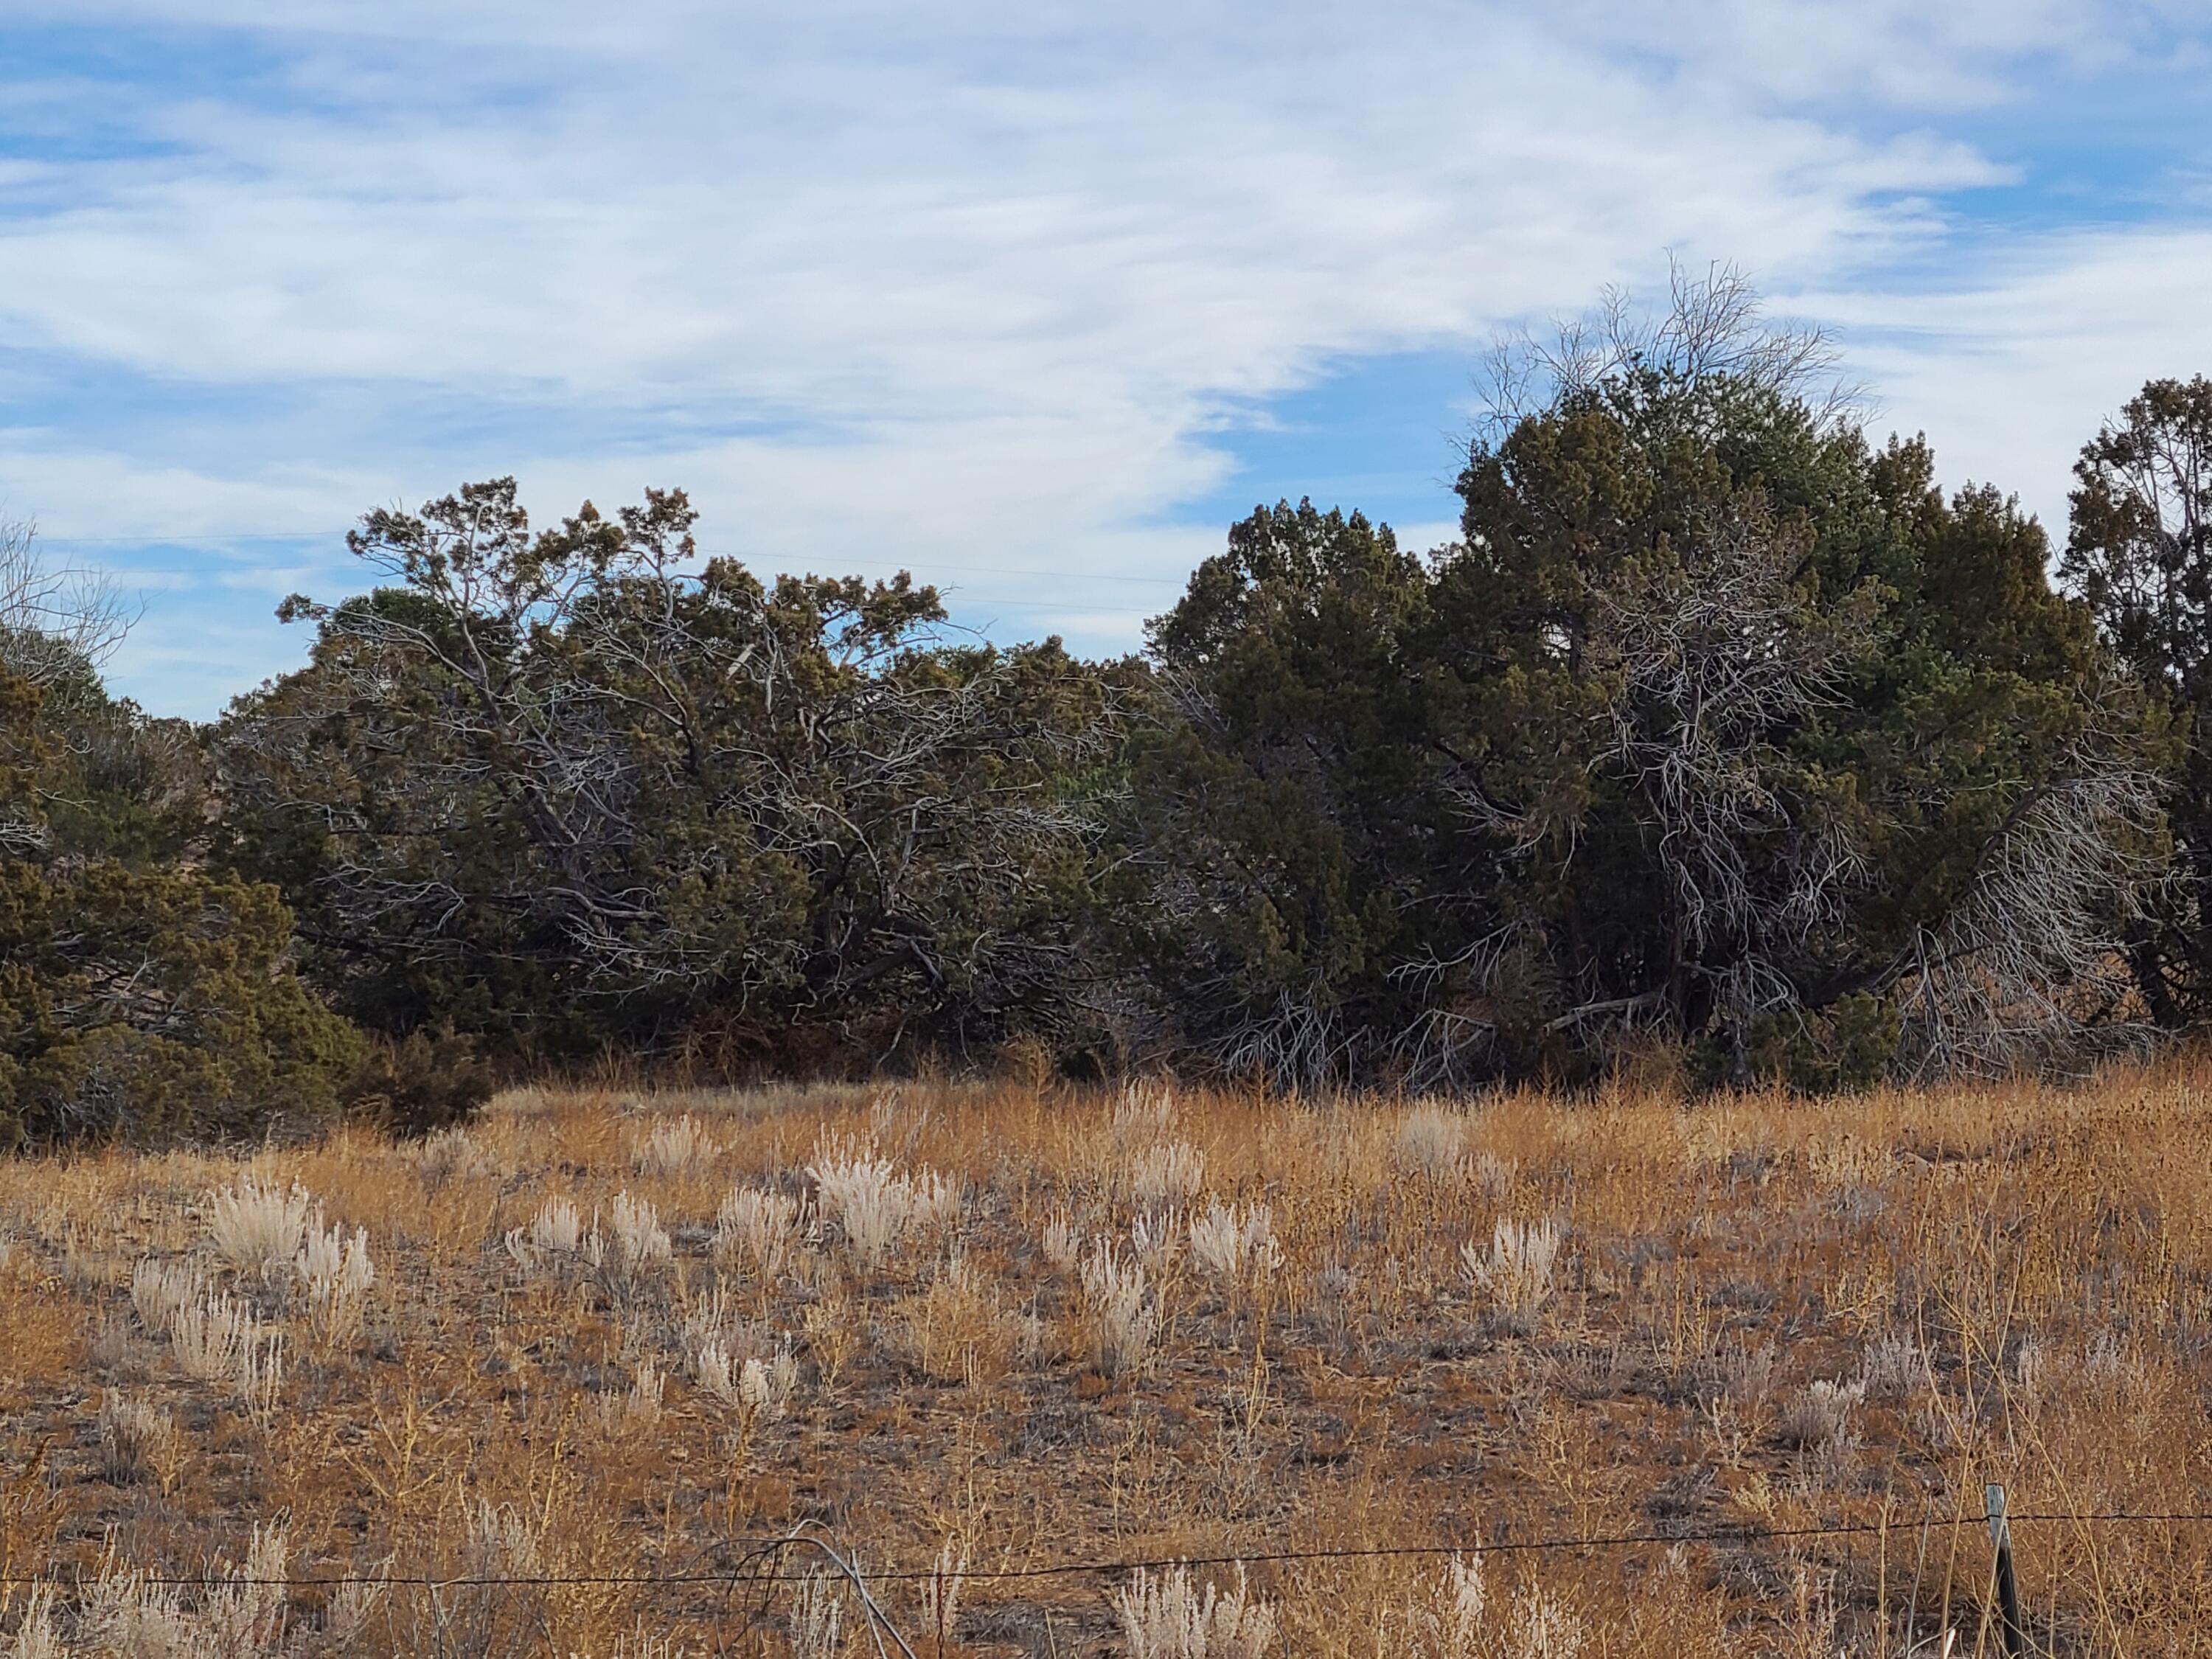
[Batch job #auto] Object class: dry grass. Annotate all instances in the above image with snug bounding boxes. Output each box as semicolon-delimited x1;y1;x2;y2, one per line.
9;1065;2212;1653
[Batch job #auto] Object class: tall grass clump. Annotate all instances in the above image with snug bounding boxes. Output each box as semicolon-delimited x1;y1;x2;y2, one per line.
1460;1217;1562;1335
1115;1562;1277;1659
1080;1237;1158;1380
204;1180;313;1284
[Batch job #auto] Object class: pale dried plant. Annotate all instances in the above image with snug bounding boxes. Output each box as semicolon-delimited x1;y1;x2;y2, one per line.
697;1341;799;1423
97;1390;184;1491
1506;1585;1586;1659
807;1134;959;1267
802;1290;862;1391
1113;1081;1178;1147
235;1319;286;1418
603;1632;688;1659
1188;1198;1281;1284
611;1189;673;1262
467;1498;546;1580
714;1186;810;1279
166;1290;254;1380
195;1523;293;1654
1040;1207;1082;1273
6;1581;61;1659
294;1215;375;1346
324;1576;389;1649
204;1180;314;1284
633;1113;718;1178
1394;1105;1467;1178
0;1229;14;1278
789;1570;845;1659
1460;1217;1563;1335
599;1359;667;1428
810;1134;909;1267
2084;1326;2136;1397
1131;1207;1180;1276
505;1194;585;1279
1778;1377;1864;1453
1131;1139;1207;1209
2012;1333;2051;1416
416;1124;503;1184
868;1087;929;1150
165;1290;284;1414
1699;1392;1756;1470
1312;1261;1361;1342
918;1537;970;1646
907;1168;964;1234
679;1282;761;1363
1469;1151;1518;1203
1081;1237;1159;1380
131;1256;204;1334
1858;1332;1924;1402
80;1520;292;1658
1393;1553;1488;1658
1114;1561;1277;1659
1721;1339;1778;1405
580;1191;673;1301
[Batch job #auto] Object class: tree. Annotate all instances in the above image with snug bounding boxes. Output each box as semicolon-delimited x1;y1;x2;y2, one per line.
218;480;1128;1069
0;522;358;1148
1122;500;1435;1084
1130;271;2171;1088
2060;376;2212;1025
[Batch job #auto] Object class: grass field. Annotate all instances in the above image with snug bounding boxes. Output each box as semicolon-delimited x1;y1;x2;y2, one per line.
7;1066;2212;1656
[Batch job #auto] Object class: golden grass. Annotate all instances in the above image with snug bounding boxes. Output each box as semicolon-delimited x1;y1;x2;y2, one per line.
7;1064;2212;1654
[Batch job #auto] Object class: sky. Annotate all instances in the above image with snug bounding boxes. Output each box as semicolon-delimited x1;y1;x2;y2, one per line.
1;1;2210;717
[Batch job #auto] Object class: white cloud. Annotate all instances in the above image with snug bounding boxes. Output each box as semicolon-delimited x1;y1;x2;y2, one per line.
0;1;2205;712
1804;227;2212;534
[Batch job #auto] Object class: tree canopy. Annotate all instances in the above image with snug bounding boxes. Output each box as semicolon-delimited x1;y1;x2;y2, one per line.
7;272;2210;1142
217;481;1130;1074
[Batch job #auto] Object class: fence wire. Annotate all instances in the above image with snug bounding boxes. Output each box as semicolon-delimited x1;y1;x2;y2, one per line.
6;1509;2211;1590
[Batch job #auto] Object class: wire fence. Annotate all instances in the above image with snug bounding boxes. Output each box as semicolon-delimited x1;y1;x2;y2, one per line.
7;1508;2211;1590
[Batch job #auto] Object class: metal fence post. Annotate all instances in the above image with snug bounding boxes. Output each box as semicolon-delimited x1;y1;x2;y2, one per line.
1984;1483;2025;1659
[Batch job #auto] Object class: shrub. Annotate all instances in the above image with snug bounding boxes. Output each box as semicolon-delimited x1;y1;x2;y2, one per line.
633;1113;717;1177
97;1390;183;1490
205;1180;314;1284
295;1217;375;1346
0;646;360;1151
1080;1237;1158;1380
1130;1139;1206;1208
714;1186;810;1279
1187;1198;1280;1284
1394;1105;1467;1178
1460;1217;1563;1335
341;1026;496;1138
1115;1562;1276;1659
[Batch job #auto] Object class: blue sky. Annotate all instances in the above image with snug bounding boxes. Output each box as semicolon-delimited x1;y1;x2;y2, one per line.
1;1;2210;716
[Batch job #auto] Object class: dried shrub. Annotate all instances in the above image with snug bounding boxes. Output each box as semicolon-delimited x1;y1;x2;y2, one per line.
1460;1217;1563;1335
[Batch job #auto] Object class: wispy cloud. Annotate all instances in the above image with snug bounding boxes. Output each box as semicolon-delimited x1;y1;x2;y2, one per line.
0;1;2206;712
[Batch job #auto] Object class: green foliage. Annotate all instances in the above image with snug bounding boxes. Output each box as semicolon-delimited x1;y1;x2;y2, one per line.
0;655;358;1148
55;285;2200;1103
340;1027;497;1138
2060;377;2212;1025
1125;309;2171;1088
219;480;1130;1069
